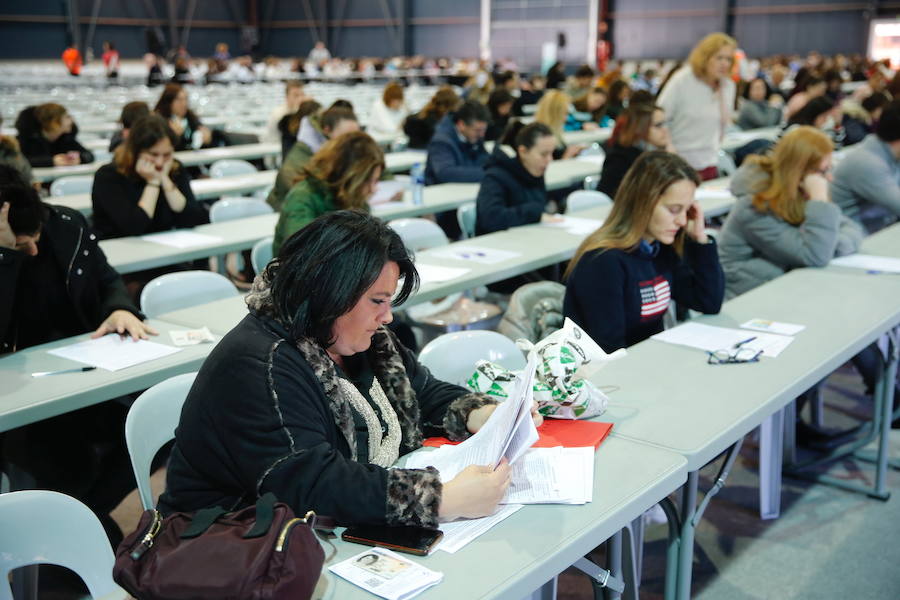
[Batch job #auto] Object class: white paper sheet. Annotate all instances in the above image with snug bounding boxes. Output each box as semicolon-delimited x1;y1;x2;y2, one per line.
830;254;900;274
141;230;223;249
651;322;794;358
47;334;182;371
369;180;408;206
436;504;523;553
428;245;522;265
694;187;731;200
542;215;604;236
503;447;595;505
404;355;539;480
415;263;471;284
329;547;443;600
740;319;805;336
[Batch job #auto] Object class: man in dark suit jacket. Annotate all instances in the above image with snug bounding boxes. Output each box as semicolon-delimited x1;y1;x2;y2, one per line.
425;101;491;238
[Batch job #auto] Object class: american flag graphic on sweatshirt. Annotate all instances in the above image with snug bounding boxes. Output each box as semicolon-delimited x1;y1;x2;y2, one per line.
639;275;671;319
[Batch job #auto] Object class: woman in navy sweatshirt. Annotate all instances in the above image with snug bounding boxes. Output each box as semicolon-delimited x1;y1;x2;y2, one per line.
563;151;724;352
475;121;559;235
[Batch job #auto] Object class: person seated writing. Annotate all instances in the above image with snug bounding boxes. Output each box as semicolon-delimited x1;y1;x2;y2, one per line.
158;211;542;525
0;165;155;544
564;151;725;353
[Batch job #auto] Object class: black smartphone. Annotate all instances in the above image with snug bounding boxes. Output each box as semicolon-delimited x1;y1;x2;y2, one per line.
341;525;443;556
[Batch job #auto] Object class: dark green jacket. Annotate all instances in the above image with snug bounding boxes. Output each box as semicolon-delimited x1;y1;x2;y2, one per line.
273;176;348;255
265;140;314;212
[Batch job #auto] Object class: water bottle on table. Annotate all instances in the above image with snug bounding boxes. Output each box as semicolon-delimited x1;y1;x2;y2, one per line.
410;162;425;206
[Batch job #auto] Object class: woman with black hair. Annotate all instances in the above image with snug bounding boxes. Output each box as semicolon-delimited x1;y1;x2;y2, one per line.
785;96;845;147
158;211;542;526
737;77;783;130
485;89;515;142
475;121;559;235
154;83;212;151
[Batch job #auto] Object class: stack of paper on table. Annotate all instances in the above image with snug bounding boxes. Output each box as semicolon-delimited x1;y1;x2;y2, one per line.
47;334;182;371
428;245;522;265
542;215;604;236
330;547;442;600
414;263;470;284
651;322;794;358
436;504;523;553
830;254;900;273
140;230;223;248
405;355;596;505
369;180;408;205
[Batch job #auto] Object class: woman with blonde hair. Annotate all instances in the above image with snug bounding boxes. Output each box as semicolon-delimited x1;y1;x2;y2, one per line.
717;126;862;298
658;32;737;179
368;81;409;136
563;151;724;352
534;90;585;159
273;131;384;253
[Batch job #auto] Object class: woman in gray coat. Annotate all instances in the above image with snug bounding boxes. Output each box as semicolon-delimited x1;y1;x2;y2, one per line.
717;126;863;299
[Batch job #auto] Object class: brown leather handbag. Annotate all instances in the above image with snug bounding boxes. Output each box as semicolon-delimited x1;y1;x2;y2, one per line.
113;493;334;600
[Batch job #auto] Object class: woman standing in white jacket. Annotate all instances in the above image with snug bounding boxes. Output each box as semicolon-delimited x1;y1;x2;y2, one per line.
658;32;737;180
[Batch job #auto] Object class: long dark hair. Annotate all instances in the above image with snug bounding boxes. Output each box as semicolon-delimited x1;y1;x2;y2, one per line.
788;96;834;127
154;83;195;121
113;114;180;178
268;211;419;346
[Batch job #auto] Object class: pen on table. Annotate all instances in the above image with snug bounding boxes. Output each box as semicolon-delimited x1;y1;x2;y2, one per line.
31;366;97;377
733;336;756;349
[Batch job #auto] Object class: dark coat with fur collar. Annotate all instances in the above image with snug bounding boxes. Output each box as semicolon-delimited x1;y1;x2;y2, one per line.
158;310;493;527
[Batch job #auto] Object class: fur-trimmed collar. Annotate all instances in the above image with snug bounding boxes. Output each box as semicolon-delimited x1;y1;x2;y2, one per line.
246;271;424;459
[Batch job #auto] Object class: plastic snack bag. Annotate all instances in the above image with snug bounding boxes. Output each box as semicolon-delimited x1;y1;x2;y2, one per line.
467;318;626;419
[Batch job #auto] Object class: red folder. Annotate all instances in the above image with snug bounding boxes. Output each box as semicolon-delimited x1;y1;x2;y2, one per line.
423;419;613;450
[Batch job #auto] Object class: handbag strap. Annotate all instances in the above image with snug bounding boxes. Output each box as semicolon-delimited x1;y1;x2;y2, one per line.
180;493;279;540
180;506;228;539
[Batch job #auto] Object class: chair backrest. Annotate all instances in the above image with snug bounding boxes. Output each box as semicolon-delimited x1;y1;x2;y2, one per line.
582;175;599;190
567;189;613;213
716;150;737;177
457;202;476;239
49;175;94;197
126;372;197;509
419;330;527;386
497;281;566;343
209;196;274;223
251;236;274;274
253;183;274;199
0;490;126;600
209;158;257;178
389;218;448;252
140;270;239;318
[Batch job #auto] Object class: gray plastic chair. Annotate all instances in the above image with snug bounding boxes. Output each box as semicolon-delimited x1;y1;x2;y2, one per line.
388;217;448;253
0;490;128;600
251;236;274;274
209;158;257;178
49;175;94;197
209;196;273;223
716;150;737;177
140;270;239;318
457;202;477;239
419;330;527;386
567;189;613;213
126;372;197;509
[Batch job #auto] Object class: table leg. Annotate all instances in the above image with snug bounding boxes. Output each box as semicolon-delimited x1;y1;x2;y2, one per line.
782;401;797;467
758;407;784;519
675;440;744;600
872;332;898;498
606;531;623;600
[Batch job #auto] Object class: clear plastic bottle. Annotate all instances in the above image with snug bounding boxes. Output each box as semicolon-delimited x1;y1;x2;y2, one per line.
410;162;425;206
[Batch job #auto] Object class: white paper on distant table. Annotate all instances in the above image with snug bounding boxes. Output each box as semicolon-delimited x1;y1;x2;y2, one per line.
415;263;470;284
437;504;523;553
575;153;606;166
651;322;794;358
369;180;408;205
694;187;730;200
740;319;805;336
141;230;223;249
429;245;522;264
330;547;442;600
542;215;603;236
47;334;182;371
830;254;900;274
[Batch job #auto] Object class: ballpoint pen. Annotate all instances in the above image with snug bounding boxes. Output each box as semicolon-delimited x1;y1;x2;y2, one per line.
31;366;97;377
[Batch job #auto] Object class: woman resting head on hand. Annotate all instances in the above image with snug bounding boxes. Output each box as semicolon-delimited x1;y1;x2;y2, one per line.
159;211;542;526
